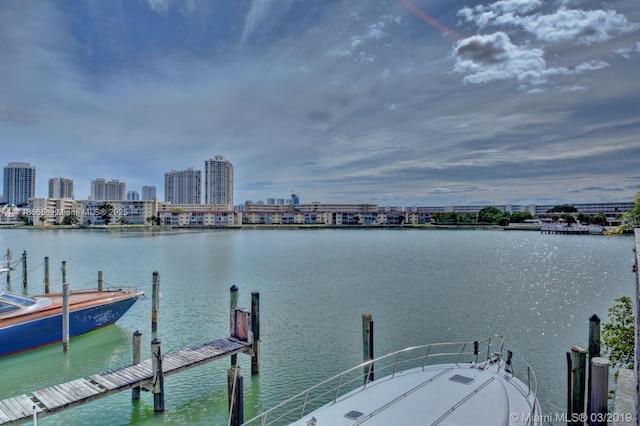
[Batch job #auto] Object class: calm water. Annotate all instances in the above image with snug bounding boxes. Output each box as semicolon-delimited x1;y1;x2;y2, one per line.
0;228;635;425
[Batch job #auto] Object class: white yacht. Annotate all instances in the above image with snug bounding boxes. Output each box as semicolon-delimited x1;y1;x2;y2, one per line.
243;336;542;425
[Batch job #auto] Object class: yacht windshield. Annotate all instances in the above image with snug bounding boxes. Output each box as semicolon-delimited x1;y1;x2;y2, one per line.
0;292;37;313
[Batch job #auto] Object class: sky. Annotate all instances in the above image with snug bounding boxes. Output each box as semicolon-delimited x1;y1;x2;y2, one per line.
1;0;639;207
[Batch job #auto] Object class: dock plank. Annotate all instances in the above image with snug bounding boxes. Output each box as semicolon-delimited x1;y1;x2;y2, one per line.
6;397;32;418
0;400;21;421
12;395;41;415
0;406;11;424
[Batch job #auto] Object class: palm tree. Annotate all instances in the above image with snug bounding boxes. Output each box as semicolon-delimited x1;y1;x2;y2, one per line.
98;203;113;225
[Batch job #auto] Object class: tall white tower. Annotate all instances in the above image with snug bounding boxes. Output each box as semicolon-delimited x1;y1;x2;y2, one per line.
3;162;36;206
204;156;234;207
165;168;201;204
48;177;75;199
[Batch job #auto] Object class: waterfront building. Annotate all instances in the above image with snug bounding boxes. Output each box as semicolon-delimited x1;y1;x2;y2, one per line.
142;186;157;200
80;199;158;225
157;202;239;226
239;200;636;226
164;168;201;204
126;190;140;201
3;162;36;206
204;156;233;207
90;178;126;201
28;198;81;226
48;177;74;200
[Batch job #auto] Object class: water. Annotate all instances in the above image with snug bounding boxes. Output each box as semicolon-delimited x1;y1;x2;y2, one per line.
0;228;635;425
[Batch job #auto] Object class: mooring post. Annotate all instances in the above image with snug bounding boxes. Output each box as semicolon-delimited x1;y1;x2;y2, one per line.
587;314;601;417
570;346;587;426
132;330;142;400
251;291;260;375
44;256;50;294
152;272;160;333
362;313;374;384
21;250;27;292
151;337;165;412
98;270;103;292
62;283;70;353
5;248;11;288
61;261;67;285
589;357;609;426
230;285;239;367
566;352;573;422
228;365;244;426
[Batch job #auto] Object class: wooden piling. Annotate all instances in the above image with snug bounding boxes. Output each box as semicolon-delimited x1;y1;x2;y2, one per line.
62;283;70;353
228;365;244;426
589;357;609;426
98;270;103;292
61;261;67;285
5;248;11;288
44;256;50;294
21;250;27;291
132;330;142;400
362;313;374;384
587;314;601;417
251;291;260;375
230;285;239;367
152;272;160;333
151;337;165;412
566;352;572;423
570;346;587;426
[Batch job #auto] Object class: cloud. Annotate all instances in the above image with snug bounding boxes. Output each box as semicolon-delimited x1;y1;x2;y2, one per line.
574;60;609;74
459;3;638;45
453;1;638;87
453;32;569;85
146;0;197;15
581;186;628;192
519;8;639;45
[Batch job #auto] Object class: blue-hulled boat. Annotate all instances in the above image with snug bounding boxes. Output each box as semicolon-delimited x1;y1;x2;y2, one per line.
0;288;142;357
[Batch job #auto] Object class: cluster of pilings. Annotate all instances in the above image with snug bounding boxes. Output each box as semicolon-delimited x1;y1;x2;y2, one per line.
567;314;609;426
4;249;88;295
145;277;260;425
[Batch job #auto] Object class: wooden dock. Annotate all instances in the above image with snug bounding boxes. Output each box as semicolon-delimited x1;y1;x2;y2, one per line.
0;338;251;425
540;225;590;234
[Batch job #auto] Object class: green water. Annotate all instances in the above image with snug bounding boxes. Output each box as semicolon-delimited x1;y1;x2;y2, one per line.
0;228;634;425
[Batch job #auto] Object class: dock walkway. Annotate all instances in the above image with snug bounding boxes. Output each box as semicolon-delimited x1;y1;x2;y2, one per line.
540;225;590;234
0;337;251;425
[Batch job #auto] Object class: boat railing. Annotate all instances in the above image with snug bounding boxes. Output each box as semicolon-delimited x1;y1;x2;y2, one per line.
242;335;538;426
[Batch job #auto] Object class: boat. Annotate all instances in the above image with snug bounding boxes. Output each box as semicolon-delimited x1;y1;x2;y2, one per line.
243;335;542;425
0;288;143;357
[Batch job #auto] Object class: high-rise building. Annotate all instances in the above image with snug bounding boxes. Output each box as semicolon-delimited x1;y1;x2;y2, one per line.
90;178;126;201
142;186;157;200
204;156;233;206
164;168;201;204
48;177;74;199
3;162;36;206
126;190;140;201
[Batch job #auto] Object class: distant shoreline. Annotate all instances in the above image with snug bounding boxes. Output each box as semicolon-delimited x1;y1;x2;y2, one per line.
1;223;630;234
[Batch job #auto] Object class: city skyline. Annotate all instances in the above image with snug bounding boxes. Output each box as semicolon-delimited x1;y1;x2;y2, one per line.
1;159;638;207
1;1;639;206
